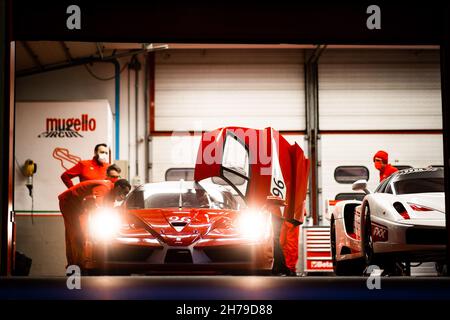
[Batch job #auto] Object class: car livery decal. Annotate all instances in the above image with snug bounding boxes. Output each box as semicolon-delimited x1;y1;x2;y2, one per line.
270;132;287;217
353;209;361;240
372;222;388;242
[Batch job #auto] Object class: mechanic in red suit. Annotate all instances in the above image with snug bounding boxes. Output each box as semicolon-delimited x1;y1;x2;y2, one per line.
58;178;131;266
279;203;307;276
279;220;299;276
278;201;307;276
269;202;305;277
373;150;398;182
60;143;110;188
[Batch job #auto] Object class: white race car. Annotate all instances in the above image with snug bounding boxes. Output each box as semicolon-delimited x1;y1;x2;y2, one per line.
330;167;446;275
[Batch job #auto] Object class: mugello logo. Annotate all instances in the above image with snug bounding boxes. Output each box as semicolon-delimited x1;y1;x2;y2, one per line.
38;114;97;138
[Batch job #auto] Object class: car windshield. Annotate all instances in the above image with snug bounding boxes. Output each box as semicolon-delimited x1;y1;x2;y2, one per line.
394;178;444;195
126;181;239;210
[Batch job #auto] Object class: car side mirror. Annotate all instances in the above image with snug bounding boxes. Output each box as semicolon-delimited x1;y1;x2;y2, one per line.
352;179;370;194
265;196;287;207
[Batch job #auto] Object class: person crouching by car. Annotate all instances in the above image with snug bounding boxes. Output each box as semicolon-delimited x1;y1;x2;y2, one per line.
58;178;131;267
373;150;398;182
106;163;122;183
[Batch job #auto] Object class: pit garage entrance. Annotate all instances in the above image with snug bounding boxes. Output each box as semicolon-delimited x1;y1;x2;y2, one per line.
1;1;450;301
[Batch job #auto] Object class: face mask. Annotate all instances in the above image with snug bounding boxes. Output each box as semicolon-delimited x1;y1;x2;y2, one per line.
374;162;383;170
98;153;108;163
109;176;119;183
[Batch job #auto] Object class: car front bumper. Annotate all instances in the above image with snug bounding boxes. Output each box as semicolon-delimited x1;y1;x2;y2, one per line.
82;238;274;274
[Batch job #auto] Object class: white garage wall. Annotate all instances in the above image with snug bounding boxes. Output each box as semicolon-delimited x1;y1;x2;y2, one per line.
14;101;113;214
320;134;444;224
155;49;306;131
15;55;148;181
319;50;442;130
151;135;202;182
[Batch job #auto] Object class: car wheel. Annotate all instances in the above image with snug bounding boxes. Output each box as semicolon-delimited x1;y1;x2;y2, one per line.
435;262;447;276
330;219;338;269
332;218;364;276
363;205;375;266
380;261;409;276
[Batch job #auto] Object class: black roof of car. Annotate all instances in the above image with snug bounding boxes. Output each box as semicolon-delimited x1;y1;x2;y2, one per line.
393;167;444;181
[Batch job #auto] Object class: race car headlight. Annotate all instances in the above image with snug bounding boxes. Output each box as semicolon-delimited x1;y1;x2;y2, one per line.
237;210;271;241
89;208;121;241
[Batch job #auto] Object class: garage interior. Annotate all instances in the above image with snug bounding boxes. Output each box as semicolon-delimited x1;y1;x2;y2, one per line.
12;42;443;276
2;1;450;301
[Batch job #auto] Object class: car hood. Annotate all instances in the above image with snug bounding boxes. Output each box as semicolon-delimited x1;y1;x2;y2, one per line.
128;208;237;246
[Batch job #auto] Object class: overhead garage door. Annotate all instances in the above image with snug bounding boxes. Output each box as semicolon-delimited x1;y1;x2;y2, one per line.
155;49;306;131
318;49;442;130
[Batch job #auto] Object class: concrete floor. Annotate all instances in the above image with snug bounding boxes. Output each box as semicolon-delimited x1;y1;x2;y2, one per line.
0;276;449;300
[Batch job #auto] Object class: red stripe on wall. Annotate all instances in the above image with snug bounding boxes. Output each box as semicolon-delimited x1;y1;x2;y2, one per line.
321;130;442;135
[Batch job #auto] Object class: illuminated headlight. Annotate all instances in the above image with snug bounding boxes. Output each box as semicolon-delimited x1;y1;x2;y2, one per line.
89;208;121;241
237;210;271;241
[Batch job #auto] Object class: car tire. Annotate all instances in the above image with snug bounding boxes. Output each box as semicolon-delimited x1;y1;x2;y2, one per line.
330;218;338;270
436;262;448;276
331;218;364;276
363;204;375;266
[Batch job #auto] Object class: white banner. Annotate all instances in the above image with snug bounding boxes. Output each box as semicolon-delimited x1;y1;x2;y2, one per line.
14;100;113;215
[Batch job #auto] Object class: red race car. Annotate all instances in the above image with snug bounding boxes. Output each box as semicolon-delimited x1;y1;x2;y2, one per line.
84;180;275;274
82;127;309;275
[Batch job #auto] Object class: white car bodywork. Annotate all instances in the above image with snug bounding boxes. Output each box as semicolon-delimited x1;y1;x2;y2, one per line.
330;168;446;275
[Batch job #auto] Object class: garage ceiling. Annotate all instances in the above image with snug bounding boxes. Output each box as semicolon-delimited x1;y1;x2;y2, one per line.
15;41;131;74
15;42;439;77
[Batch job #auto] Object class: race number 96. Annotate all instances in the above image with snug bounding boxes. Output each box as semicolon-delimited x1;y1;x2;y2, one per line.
272;178;285;199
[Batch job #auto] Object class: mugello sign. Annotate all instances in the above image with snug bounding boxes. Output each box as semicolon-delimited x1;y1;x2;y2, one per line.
39;114;97;138
15;100;113;214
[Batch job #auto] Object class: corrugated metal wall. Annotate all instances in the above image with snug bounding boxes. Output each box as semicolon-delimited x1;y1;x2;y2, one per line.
151;49;307;186
319;50;442;130
151;135;202;182
154;49;306;131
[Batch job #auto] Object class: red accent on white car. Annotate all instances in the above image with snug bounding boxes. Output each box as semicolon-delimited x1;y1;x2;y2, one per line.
408;203;434;212
399;211;410;219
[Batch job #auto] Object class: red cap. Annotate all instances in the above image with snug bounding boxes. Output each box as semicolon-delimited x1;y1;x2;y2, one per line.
373;150;388;164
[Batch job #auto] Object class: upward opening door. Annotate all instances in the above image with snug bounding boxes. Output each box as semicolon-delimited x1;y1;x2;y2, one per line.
194;127;310;225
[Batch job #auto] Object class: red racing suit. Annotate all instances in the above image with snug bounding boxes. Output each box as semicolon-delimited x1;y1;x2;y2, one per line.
379;164;398;182
61;158;108;188
58;180;114;266
280;220;300;272
279;204;307;273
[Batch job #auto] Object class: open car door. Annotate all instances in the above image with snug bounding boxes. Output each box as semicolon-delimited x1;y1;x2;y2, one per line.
194;127;310;225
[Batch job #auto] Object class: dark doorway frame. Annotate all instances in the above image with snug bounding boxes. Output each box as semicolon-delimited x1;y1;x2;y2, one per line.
2;1;449;275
